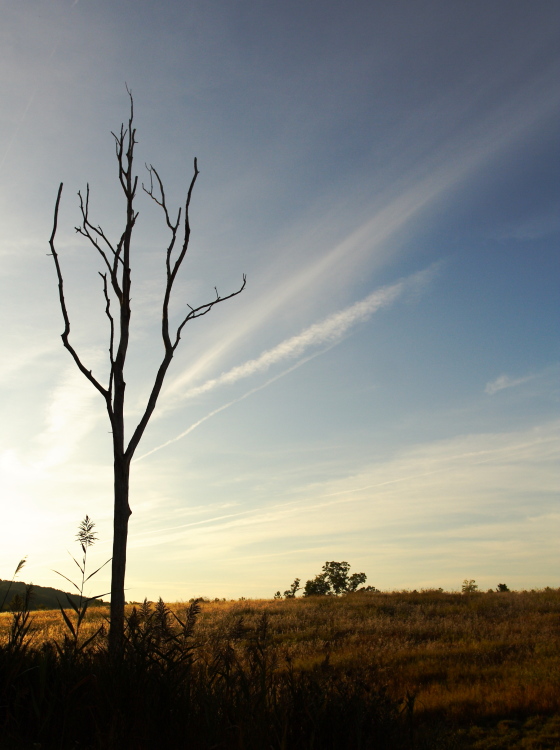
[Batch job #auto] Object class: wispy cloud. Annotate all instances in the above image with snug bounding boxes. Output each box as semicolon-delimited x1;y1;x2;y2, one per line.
485;373;535;395
134;349;330;463
163;65;558;398
0;341;59;386
184;274;416;399
126;420;560;596
134;266;435;461
34;364;102;468
172;266;436;404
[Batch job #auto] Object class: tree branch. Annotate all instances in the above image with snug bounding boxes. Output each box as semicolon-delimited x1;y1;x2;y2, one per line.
124;155;246;458
75;184;123;302
125;273;246;459
159;158;200;351
50;95;246;486
142;164;181;310
48;183;110;403
173;275;247;349
99;272;115;399
142;164;181;232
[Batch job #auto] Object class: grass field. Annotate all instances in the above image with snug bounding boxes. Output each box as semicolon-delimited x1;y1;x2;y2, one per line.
1;588;559;748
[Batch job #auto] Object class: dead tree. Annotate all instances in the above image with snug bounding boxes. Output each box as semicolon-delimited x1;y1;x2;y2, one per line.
48;92;246;653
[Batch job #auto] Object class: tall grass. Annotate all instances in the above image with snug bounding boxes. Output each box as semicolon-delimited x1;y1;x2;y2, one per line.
51;515;110;655
0;596;410;749
1;588;559;748
0;557;27;613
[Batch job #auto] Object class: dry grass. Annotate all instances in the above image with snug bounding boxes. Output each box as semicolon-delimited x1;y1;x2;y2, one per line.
1;588;559;748
188;590;560;718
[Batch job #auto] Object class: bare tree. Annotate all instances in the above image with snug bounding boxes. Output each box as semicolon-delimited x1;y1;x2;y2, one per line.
48;92;246;653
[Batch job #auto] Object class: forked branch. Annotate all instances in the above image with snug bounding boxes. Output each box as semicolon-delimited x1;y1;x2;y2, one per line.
143;164;181;232
76;185;123;301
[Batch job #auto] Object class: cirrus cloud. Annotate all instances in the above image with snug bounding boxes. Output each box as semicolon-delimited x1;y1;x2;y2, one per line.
485;373;535;396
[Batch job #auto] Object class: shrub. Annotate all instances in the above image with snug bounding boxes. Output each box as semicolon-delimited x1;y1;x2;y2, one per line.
283;578;301;598
303;573;332;597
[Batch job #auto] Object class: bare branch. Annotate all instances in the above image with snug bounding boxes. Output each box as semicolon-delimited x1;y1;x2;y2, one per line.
125;154;246;458
77;185;118;258
142;164;181;232
48;183;110;402
164;158;199;284
173;274;247;349
125;273;247;459
75;185;123;302
99;272;115;398
158;158;200;352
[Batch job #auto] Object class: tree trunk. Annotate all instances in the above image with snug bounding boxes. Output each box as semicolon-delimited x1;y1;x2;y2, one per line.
109;453;131;655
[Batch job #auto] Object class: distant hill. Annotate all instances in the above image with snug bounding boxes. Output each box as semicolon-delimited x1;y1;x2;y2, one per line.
0;579;108;612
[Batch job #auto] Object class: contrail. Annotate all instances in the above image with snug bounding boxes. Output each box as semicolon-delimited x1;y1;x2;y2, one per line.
181;269;431;401
133;349;329;463
136;266;435;461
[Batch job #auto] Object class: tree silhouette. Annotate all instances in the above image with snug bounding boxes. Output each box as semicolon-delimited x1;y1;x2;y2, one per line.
49;91;246;653
283;578;301;598
302;561;368;597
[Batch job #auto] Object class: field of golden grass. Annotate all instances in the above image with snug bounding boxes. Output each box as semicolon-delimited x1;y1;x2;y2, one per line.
185;590;560;747
1;588;559;748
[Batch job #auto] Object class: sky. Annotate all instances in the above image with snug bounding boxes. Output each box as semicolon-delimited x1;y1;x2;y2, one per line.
0;0;558;601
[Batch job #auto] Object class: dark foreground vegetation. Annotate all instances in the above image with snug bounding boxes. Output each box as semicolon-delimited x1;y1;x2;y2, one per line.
1;589;559;749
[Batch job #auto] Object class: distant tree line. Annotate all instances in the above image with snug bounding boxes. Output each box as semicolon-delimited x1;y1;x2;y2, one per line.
462;580;511;594
276;571;513;599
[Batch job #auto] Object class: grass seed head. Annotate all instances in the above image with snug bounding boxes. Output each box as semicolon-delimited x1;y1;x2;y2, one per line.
76;515;98;551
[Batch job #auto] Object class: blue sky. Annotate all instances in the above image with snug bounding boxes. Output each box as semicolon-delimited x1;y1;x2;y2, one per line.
1;0;558;600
